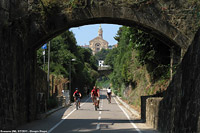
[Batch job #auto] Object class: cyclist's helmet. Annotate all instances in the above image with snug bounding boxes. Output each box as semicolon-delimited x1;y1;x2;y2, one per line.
75;88;78;90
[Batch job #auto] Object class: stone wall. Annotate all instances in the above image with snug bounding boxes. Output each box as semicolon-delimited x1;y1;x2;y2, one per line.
157;29;200;132
35;67;48;114
146;98;162;129
141;95;162;122
158;0;200;40
0;0;48;129
0;0;31;129
143;29;200;132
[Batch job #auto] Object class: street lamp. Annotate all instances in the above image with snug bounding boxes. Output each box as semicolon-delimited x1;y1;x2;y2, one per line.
47;41;51;100
69;58;76;103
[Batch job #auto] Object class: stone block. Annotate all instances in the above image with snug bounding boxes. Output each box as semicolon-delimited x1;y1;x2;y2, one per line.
146;97;162;129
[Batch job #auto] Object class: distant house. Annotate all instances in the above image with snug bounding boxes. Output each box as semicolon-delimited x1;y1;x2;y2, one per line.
98;60;110;69
89;25;108;55
99;60;104;67
81;44;90;49
108;45;113;49
108;44;118;49
113;44;118;48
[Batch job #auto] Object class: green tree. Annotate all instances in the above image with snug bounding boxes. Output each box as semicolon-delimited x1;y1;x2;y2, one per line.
107;26;171;90
37;30;98;95
104;48;118;68
95;49;110;62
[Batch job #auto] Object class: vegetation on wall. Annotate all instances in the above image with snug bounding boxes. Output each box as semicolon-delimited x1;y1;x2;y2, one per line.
106;26;170;86
96;76;110;89
104;26;171;111
94;49;110;65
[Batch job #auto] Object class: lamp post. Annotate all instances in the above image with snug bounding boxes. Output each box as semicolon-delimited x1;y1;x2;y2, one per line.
47;41;50;100
69;58;76;103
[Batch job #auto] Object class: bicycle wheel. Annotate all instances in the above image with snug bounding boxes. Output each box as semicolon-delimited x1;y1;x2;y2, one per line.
95;104;97;111
107;98;109;104
76;100;78;110
94;98;97;111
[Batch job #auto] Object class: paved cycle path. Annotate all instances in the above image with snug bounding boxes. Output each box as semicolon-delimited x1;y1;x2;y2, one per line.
18;90;159;133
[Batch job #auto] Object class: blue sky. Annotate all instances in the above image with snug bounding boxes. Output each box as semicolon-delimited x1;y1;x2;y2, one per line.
70;24;122;46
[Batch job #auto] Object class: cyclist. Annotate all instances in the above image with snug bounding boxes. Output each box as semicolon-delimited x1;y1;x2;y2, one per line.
107;87;112;103
91;86;100;108
73;88;82;108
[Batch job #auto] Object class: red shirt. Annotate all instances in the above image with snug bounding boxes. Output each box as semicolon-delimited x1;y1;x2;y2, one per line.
73;90;81;97
91;89;99;96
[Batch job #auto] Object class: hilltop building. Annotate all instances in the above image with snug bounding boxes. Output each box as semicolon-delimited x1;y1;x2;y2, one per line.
108;44;118;49
98;60;104;67
89;25;108;55
81;44;90;49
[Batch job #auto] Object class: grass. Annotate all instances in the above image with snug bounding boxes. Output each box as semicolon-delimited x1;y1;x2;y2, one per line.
117;63;170;112
96;77;110;89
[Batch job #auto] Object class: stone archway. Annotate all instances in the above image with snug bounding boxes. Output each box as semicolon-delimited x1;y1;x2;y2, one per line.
27;0;194;50
0;0;199;129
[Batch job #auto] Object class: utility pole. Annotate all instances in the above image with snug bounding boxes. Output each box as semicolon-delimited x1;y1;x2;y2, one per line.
69;60;71;102
69;58;76;103
47;41;50;100
42;43;47;70
43;50;45;70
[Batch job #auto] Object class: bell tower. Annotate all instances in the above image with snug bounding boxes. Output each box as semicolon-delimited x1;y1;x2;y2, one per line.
98;24;103;38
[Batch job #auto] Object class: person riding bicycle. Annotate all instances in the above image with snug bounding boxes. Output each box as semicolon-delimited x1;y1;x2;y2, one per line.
107;87;112;103
91;86;100;108
73;88;82;108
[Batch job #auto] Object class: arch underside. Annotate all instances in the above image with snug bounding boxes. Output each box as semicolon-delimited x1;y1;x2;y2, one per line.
29;1;190;50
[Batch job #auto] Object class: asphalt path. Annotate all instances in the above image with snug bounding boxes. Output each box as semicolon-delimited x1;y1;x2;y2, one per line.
18;90;159;133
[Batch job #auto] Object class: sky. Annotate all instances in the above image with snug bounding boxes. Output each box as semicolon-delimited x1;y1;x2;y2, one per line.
70;24;122;46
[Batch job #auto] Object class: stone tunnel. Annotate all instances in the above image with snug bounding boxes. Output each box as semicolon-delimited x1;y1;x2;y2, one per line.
0;0;200;131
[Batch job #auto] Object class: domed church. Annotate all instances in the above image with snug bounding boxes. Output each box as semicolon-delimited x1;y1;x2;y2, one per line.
89;25;108;55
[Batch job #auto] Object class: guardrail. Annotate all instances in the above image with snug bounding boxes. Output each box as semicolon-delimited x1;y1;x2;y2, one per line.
98;66;111;71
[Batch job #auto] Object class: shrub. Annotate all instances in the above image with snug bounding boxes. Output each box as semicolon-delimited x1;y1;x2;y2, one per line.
47;98;58;110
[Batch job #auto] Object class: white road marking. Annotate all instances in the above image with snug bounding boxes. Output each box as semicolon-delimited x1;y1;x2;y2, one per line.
96;123;100;129
96;94;103;130
48;97;90;133
114;97;142;133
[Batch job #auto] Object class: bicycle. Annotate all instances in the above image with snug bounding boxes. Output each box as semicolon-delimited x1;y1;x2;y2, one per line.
93;96;99;111
74;96;80;110
107;95;111;104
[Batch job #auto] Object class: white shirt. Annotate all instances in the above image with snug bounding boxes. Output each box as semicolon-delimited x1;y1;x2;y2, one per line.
107;88;111;93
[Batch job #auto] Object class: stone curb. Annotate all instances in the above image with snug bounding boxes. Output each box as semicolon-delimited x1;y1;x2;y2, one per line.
37;105;67;120
41;95;89;118
116;96;140;117
45;106;65;117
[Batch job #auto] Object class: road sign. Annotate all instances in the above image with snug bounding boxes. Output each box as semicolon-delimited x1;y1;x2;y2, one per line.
42;44;47;49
